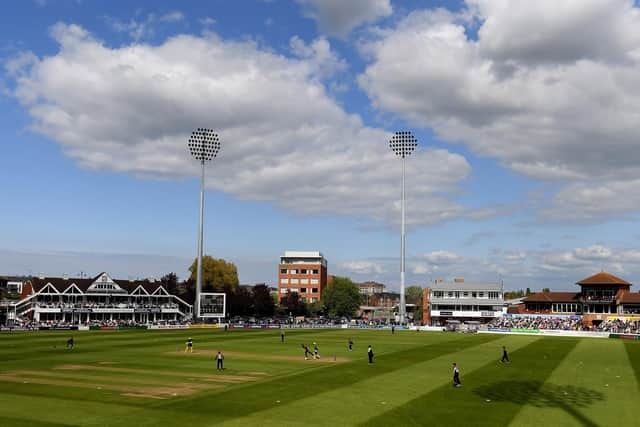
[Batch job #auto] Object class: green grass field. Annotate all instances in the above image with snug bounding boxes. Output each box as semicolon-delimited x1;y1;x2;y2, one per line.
1;329;639;426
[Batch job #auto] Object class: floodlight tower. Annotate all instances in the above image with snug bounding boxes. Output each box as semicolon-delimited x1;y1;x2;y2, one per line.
389;131;418;325
188;128;221;321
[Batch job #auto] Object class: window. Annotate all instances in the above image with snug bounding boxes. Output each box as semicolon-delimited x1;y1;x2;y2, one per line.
309;297;317;303
289;269;297;274
280;268;287;274
463;292;469;297
280;278;289;284
290;288;298;293
300;278;309;285
301;288;307;293
447;292;454;298
281;288;288;294
471;292;477;298
312;288;318;293
311;279;319;285
312;269;319;274
301;269;307;274
489;292;499;299
290;278;299;284
433;291;443;298
478;292;485;298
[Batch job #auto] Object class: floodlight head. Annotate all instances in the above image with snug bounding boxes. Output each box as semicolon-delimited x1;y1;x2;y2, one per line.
188;128;221;162
389;131;418;158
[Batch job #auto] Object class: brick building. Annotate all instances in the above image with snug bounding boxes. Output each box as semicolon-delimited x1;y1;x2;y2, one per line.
277;251;327;304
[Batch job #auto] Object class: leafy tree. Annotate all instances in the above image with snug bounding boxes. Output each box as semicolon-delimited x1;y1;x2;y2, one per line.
160;272;178;293
226;285;252;317
280;292;307;316
525;287;533;296
406;286;424;304
406;285;424;324
504;289;525;300
321;276;362;318
189;256;239;292
542;287;551;293
252;284;275;317
306;301;324;316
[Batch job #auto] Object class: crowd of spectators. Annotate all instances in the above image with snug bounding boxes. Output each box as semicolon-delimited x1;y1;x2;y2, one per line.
35;302;179;309
488;316;583;330
596;319;640;334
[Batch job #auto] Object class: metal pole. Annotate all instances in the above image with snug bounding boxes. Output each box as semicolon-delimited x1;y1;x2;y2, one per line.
400;156;406;324
195;160;205;321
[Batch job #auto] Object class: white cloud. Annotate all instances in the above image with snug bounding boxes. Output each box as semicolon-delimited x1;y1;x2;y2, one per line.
289;36;347;78
159;11;184;23
297;0;392;37
359;0;640;222
339;244;640;290
106;11;185;41
339;261;384;275
423;250;464;265
8;24;478;227
199;17;216;26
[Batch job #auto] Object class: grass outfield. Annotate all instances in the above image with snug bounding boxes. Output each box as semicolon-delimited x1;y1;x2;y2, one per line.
0;329;638;426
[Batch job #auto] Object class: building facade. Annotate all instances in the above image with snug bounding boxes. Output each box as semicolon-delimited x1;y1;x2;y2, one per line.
5;272;192;325
277;251;327;304
424;280;504;325
358;281;385;295
521;271;640;326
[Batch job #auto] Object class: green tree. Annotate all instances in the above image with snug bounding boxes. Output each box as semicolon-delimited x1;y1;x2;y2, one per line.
188;256;239;292
406;286;424;304
542;287;551;293
160;272;178;294
280;292;307;316
406;285;424;324
321;276;362;318
252;284;275;317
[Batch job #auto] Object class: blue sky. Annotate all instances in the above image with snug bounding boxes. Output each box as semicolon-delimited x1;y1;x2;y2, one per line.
2;0;640;290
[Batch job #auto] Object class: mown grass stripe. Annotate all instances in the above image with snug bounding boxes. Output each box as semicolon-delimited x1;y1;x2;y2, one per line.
360;337;579;427
153;334;503;421
624;341;640;392
508;339;637;427
0;416;74;427
218;335;539;427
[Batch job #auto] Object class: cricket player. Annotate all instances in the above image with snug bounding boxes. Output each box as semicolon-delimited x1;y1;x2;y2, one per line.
453;363;461;387
185;337;193;353
313;342;320;359
66;337;75;349
368;345;374;364
216;351;224;370
348;338;353;352
281;330;285;343
501;346;509;363
302;344;311;360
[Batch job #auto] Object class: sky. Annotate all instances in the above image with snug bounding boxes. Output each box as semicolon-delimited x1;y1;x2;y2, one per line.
2;0;640;291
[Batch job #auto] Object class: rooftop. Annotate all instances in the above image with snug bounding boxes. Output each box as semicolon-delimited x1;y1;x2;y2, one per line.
524;292;580;303
429;282;502;292
282;251;324;258
576;271;632;287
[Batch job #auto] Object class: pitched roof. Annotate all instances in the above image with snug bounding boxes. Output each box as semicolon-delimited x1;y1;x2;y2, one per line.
619;292;640;304
524;292;580;303
576;271;631;287
28;276;166;294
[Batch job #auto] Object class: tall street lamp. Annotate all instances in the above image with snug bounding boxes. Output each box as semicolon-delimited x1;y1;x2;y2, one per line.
188;128;221;321
389;131;418;325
